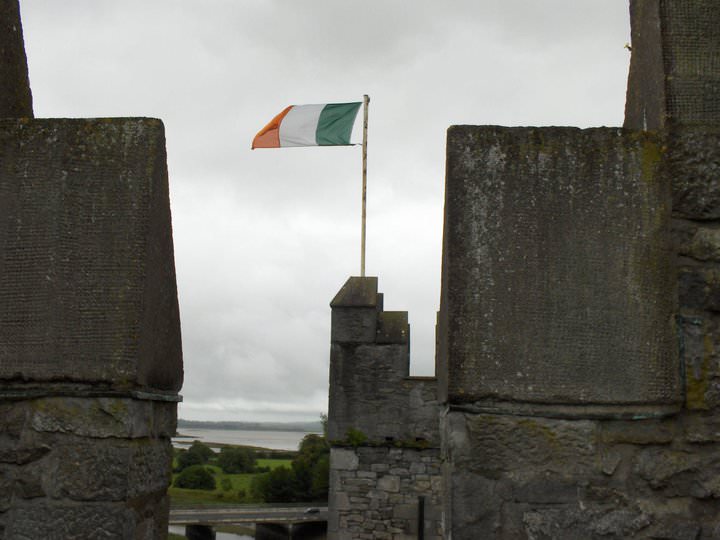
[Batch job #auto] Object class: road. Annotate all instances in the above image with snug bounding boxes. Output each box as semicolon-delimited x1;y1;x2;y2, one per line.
169;505;328;526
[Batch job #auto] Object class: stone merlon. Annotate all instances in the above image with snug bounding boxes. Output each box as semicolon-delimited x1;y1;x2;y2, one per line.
328;277;439;445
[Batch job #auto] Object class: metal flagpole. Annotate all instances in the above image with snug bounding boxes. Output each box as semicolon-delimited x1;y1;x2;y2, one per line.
361;94;369;277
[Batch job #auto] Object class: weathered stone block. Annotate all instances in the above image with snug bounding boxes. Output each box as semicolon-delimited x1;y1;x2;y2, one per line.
127;441;172;498
682;413;720;443
599;418;676;445
450;413;597;474
440;126;678;413
0;118;182;392
687;227;720;262
635;447;703;495
29;397;152;439
667;127;720;220
649;522;702;540
330;277;378;343
512;474;579;505
331;449;359;471
376;475;400;493
47;440;133;501
4;502;135;539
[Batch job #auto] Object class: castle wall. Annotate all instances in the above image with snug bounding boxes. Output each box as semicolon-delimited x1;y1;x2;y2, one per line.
327;277;441;540
0;118;182;539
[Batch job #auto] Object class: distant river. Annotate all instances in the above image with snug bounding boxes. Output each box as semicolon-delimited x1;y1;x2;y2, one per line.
173;428;320;451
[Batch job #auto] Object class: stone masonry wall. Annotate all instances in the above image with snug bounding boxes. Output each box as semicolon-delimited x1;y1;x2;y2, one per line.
0;397;176;539
0;119;182;538
329;447;442;540
441;411;720;539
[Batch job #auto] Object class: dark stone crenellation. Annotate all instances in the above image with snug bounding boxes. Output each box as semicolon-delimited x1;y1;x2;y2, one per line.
0;0;33;117
439;126;678;414
0;118;183;393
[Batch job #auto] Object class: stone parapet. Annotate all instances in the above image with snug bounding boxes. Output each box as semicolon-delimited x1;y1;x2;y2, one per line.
0;118;183;393
440;125;678;415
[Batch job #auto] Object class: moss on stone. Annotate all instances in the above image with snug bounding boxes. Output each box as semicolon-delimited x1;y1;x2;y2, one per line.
516;418;558;445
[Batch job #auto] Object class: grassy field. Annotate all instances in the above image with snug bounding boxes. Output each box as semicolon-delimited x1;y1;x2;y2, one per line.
169;459;292;506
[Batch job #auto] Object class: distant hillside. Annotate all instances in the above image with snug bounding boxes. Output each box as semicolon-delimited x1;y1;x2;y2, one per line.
177;419;323;433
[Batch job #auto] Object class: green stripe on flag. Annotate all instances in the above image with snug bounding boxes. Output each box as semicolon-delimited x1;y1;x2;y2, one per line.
316;102;362;145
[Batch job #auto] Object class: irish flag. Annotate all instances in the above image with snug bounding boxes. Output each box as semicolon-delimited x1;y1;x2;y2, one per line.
252;102;362;149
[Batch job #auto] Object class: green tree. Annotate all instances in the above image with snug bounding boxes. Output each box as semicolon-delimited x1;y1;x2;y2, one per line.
173;465;216;490
250;466;299;502
175;449;203;472
320;412;328;438
292;434;330;501
247;419;330;503
187;441;214;463
217;447;256;474
310;453;330;500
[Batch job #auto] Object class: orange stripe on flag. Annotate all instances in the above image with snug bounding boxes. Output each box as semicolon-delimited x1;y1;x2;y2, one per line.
251;106;293;149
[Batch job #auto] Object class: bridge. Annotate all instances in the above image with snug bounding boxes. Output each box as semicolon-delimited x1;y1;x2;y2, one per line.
169;505;328;539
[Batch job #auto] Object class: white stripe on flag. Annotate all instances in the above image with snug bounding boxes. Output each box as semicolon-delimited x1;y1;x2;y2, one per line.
279;104;325;147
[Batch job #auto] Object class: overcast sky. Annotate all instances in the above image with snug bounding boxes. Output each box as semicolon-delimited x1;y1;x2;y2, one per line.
20;0;631;422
